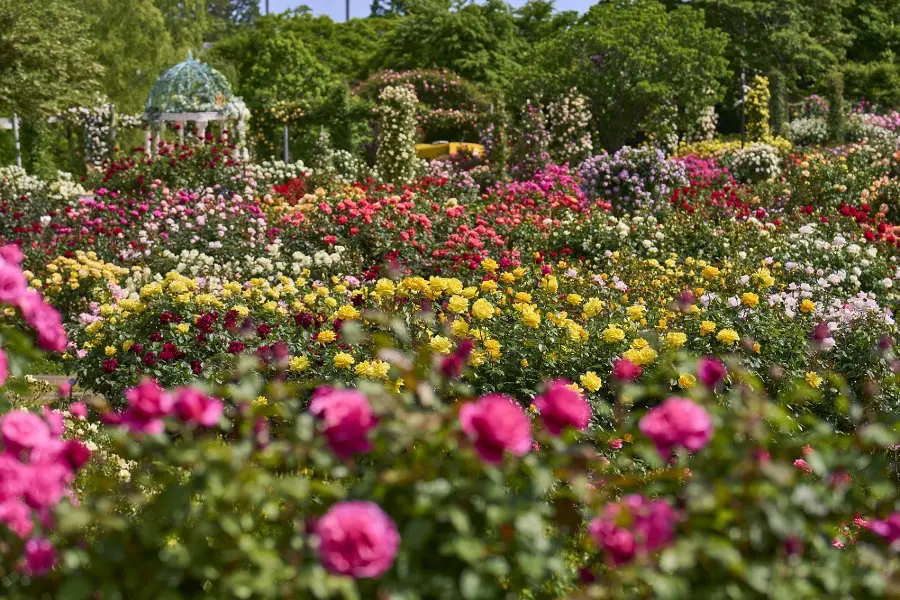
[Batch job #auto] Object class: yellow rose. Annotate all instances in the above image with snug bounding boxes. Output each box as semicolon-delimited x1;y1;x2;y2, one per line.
678;373;696;389
580;371;602;392
480;280;498;293
514;292;533;304
631;338;649;350
626;304;645;320
336;305;360;321
805;372;823;388
602;325;626;343
176;323;190;334
800;299;816;313
451;318;470;337
716;329;740;345
699;321;716;336
665;332;687;348
374;279;396;297
483;339;501;359
289;356;310;372
702;265;720;280
741;293;759;308
583;298;604;317
472;298;495;320
333;352;355;368
520;307;541;328
316;331;337;343
566;294;583;306
480;258;499;272
447;295;469;314
104;346;117;356
429;335;453;354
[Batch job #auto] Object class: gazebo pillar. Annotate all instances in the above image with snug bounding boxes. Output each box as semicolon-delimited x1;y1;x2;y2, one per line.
196;120;207;140
144;125;152;158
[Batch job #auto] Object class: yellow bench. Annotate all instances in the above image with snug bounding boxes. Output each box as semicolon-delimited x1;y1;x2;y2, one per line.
415;142;485;160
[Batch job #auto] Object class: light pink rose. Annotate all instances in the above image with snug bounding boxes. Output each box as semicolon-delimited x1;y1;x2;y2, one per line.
0;260;26;305
534;379;591;435
316;501;400;578
639;397;713;457
459;394;532;464
0;498;32;538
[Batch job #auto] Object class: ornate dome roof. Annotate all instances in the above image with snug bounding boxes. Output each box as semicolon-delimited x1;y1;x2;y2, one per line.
144;51;234;117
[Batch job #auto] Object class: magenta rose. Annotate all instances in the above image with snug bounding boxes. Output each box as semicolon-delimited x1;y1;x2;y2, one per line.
589;495;677;565
316;500;400;578
309;387;377;458
0;453;27;501
0;260;26;305
696;357;727;389
612;358;642;381
174;387;224;427
639;397;713;457
118;379;175;434
1;411;50;453
0;498;33;538
24;537;55;575
534;380;591;435
869;513;900;545
459;394;532;464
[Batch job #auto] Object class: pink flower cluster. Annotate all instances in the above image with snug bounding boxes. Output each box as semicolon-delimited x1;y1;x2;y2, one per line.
588;495;677;565
106;379;223;434
0;408;92;575
0;244;67;353
639;397;714;458
316;501;400;578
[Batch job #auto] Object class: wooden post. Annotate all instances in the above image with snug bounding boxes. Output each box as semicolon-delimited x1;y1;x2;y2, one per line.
12;114;21;168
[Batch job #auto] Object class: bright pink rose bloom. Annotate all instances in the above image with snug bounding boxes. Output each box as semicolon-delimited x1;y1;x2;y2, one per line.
24;537;55;575
42;407;64;437
69;402;87;420
589;495;677;565
0;454;27;501
119;379;174;434
696;357;727;389
1;411;50;453
24;462;71;510
0;260;26;305
869;513;900;545
0;244;24;266
309;387;377;458
534;380;591;435
0;498;33;538
612;358;642;381
174;387;223;427
639;397;713;457
316;501;400;578
794;458;812;473
0;348;7;387
16;292;67;352
58;382;73;400
459;394;532;464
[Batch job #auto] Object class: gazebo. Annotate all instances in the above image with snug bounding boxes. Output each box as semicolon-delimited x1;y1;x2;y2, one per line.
143;51;249;158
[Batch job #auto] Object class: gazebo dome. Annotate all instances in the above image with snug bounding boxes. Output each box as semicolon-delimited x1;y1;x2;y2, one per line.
144;51;234;118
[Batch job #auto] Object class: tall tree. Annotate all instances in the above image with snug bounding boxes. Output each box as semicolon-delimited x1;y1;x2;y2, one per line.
513;0;578;44
0;0;101;118
375;0;522;90
370;0;408;16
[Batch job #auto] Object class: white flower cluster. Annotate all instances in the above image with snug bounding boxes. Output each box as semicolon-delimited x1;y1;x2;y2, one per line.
546;88;593;167
310;129;370;184
47;171;88;203
729;143;782;182
241;159;310;188
375;84;419;184
0;165;44;198
846;113;896;144
788;117;829;146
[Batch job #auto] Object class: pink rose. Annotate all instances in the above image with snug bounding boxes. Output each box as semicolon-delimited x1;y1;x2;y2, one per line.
696;357;727;389
0;454;27;501
24;537;55;575
0;244;24;265
0;498;32;538
534;380;591;435
119;379;174;434
174;387;224;427
459;394;532;464
0;260;26;305
793;458;812;473
612;358;642;381
42;407;64;437
0;348;7;387
69;402;87;420
639;397;713;457
17;292;67;352
309;387;377;458
24;462;71;509
316;501;400;578
1;411;50;453
869;514;900;545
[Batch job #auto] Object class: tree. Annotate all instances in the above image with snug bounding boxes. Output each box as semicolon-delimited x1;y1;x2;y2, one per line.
512;0;730;149
209;0;261;26
687;0;852;92
375;0;523;90
76;0;184;112
513;0;578;44
370;0;408;16
0;0;101;118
